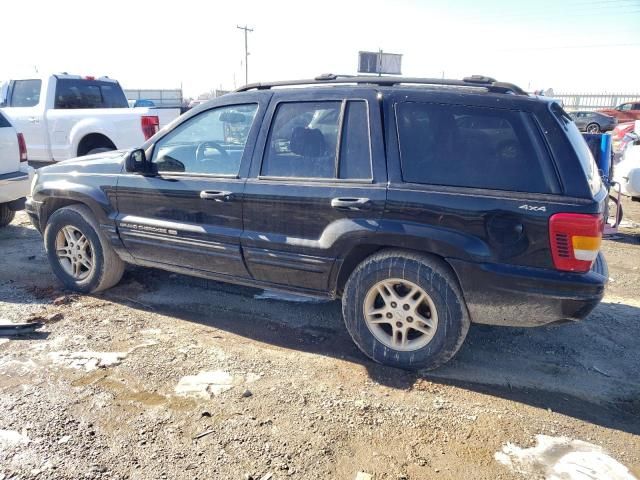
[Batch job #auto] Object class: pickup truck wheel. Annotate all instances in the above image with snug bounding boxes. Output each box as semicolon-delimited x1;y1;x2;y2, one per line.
342;250;470;371
0;204;16;227
44;205;125;293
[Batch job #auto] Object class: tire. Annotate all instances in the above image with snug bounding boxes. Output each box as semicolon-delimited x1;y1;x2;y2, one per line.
44;204;125;293
586;123;601;134
86;147;115;156
342;250;470;371
0;204;16;227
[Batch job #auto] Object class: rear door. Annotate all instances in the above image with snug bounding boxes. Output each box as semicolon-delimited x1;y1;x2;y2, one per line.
2;79;50;161
241;88;387;294
116;94;268;278
384;92;563;269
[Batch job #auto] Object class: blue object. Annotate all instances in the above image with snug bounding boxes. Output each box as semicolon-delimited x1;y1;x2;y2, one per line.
582;133;612;183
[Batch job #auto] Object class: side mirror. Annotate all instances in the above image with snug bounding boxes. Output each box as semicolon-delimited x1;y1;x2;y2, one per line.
125;148;153;175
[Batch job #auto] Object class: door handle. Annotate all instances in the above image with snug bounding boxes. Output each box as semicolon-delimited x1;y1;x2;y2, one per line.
331;197;371;211
28;116;39;124
200;190;233;202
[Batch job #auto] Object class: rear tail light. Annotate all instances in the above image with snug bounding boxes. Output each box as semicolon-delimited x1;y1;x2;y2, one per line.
141;115;159;140
17;133;27;162
549;213;603;272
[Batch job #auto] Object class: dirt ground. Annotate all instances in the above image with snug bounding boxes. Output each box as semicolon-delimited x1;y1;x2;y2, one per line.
1;198;639;480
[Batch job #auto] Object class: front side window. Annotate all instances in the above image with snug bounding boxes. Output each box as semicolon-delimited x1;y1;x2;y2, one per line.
397;102;553;193
262;100;372;180
10;80;41;107
619;103;632;111
54;79;128;109
152;104;258;175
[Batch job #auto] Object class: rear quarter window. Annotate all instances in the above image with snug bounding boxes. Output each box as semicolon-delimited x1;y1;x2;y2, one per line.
396;102;557;193
551;103;602;196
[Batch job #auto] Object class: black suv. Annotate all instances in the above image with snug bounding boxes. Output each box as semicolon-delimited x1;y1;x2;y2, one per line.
26;75;608;370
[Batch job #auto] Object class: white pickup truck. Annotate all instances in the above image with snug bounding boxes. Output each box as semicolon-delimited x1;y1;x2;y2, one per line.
0;74;180;162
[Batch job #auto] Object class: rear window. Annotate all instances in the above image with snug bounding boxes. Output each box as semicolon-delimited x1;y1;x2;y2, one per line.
551;103;602;195
396;102;554;193
9;79;41;107
54;79;128;109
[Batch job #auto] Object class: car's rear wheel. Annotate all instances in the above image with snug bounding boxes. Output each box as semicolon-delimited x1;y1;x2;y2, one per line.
0;204;16;228
44;204;125;293
342;250;470;370
586;123;601;133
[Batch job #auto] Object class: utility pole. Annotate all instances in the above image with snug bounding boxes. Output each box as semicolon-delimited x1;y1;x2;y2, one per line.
237;25;254;85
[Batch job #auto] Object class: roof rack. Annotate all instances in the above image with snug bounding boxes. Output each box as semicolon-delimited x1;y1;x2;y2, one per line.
234;74;528;96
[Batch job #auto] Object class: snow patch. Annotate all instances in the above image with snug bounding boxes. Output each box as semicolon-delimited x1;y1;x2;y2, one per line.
175;370;260;399
49;351;128;371
495;435;636;480
0;429;30;448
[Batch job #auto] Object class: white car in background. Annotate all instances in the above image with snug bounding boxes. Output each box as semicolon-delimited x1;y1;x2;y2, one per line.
614;142;640;200
0;74;180;162
0;111;33;227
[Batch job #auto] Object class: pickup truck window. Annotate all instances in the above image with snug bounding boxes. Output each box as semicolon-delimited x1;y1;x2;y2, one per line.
397;102;552;193
152;104;258;176
10;80;41;107
262;100;372;180
54;79;129;109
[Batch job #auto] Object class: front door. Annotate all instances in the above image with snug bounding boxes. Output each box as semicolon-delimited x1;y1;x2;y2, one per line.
241;89;387;294
2;79;50;161
116;99;266;278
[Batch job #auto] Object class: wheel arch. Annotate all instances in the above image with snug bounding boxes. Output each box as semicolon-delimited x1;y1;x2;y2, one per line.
77;133;117;156
334;244;463;297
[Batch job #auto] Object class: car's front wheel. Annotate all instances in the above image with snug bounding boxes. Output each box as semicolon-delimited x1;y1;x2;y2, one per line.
342;250;470;371
44;204;125;293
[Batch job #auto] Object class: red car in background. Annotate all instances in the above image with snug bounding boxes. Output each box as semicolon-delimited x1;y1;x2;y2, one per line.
599;101;640;122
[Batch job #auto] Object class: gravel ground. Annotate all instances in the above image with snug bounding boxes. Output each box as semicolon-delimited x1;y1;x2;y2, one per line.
1;198;639;480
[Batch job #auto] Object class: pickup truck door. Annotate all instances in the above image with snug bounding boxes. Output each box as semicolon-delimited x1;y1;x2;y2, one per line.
241;89;387;294
2;79;50;161
115;95;268;278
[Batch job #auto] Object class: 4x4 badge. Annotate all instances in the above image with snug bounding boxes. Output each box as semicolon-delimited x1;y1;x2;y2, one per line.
519;204;546;212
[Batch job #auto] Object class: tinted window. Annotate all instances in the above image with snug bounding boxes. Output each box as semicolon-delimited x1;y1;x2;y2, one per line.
262;102;341;178
0;112;11;128
551;103;602;196
339;101;372;179
54;79;128;109
397;102;552;193
10;80;41;107
152;104;258;175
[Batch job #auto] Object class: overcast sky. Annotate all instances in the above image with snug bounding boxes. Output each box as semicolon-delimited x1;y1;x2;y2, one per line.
4;0;640;97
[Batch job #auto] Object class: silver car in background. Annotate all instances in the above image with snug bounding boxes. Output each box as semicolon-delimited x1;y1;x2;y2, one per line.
569;111;617;133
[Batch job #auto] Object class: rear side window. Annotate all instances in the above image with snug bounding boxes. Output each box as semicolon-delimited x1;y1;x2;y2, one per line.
262;100;372;180
54;79;129;109
10;79;41;107
396;102;553;193
551;103;602;195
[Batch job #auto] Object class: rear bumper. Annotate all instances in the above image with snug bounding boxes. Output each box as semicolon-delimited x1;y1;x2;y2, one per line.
448;254;608;327
0;165;33;205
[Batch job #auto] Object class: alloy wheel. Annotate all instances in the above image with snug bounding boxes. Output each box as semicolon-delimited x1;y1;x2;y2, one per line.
363;278;438;351
55;225;94;280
